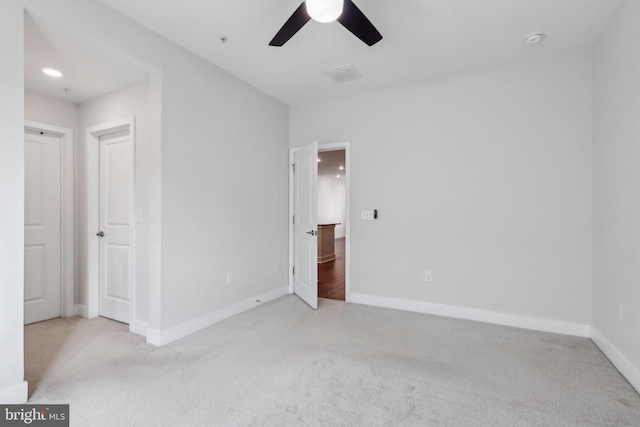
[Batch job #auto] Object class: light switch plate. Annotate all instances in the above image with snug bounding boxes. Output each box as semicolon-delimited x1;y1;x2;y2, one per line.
361;210;374;220
135;209;143;223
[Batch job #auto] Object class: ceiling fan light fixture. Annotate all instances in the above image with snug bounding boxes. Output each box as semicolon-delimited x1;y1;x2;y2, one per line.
306;0;343;23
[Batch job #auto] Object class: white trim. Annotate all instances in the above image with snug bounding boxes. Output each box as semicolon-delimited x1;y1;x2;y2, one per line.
350;293;592;337
74;304;88;318
85;118;137;331
131;320;149;336
591;328;640;394
146;286;289;346
288;148;295;295
288;141;351;301
24;121;74;319
0;381;28;404
147;71;163;336
145;329;162;346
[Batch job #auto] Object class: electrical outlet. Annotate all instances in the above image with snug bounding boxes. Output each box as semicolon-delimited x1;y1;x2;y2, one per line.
226;272;234;285
424;271;432;282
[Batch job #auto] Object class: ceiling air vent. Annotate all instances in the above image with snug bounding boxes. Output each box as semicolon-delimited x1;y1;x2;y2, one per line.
323;64;363;84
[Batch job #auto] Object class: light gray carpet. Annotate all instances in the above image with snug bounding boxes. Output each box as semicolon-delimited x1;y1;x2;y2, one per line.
25;296;640;426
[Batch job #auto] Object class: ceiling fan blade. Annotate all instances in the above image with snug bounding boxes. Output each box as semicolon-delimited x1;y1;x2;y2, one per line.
269;2;311;46
337;0;383;46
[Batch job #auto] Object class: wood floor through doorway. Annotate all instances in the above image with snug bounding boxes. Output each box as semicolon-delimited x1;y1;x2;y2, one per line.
318;237;345;301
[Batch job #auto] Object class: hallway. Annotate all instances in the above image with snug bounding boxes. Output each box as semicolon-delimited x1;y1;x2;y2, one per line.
318;237;345;301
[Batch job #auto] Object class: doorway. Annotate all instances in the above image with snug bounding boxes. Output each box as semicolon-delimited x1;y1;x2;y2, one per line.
289;141;351;307
317;149;346;301
86;118;136;325
23;121;74;325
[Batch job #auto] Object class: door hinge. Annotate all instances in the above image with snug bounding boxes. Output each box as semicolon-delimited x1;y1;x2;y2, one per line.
293;266;295;275
291;163;295;173
293;215;295;224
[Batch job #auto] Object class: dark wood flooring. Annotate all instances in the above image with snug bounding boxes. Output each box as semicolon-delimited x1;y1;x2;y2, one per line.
318;237;345;301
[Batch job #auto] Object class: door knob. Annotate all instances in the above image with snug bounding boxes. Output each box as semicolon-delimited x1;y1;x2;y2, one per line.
306;230;317;236
96;231;104;237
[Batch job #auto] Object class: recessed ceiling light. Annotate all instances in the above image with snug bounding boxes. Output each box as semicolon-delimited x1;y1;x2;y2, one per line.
336;174;340;178
317;158;321;162
525;33;542;44
339;166;344;170
42;68;63;77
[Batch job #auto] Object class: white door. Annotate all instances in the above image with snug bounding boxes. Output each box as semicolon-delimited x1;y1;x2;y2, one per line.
98;130;133;323
294;141;318;309
24;131;62;324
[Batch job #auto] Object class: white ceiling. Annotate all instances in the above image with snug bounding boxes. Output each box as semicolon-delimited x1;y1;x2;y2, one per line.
25;1;624;106
318;150;346;180
96;0;624;106
24;12;155;104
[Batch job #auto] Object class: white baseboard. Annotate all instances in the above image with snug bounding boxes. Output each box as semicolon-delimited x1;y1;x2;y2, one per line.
591;328;640;394
0;381;28;404
74;304;88;318
146;286;289;347
350;293;591;337
130;320;149;337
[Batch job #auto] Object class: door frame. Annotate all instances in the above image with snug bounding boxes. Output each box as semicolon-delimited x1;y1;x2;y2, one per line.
85;117;136;328
288;141;351;302
24;120;75;318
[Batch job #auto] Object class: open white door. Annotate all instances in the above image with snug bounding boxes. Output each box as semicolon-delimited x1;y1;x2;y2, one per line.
294;141;318;309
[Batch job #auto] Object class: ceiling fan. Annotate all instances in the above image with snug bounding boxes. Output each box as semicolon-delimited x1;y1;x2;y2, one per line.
269;0;383;47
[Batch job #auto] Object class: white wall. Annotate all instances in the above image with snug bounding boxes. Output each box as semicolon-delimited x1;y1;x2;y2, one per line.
592;0;640;380
79;81;151;326
0;0;27;404
160;64;289;330
291;51;593;324
318;176;346;238
25;90;80;130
